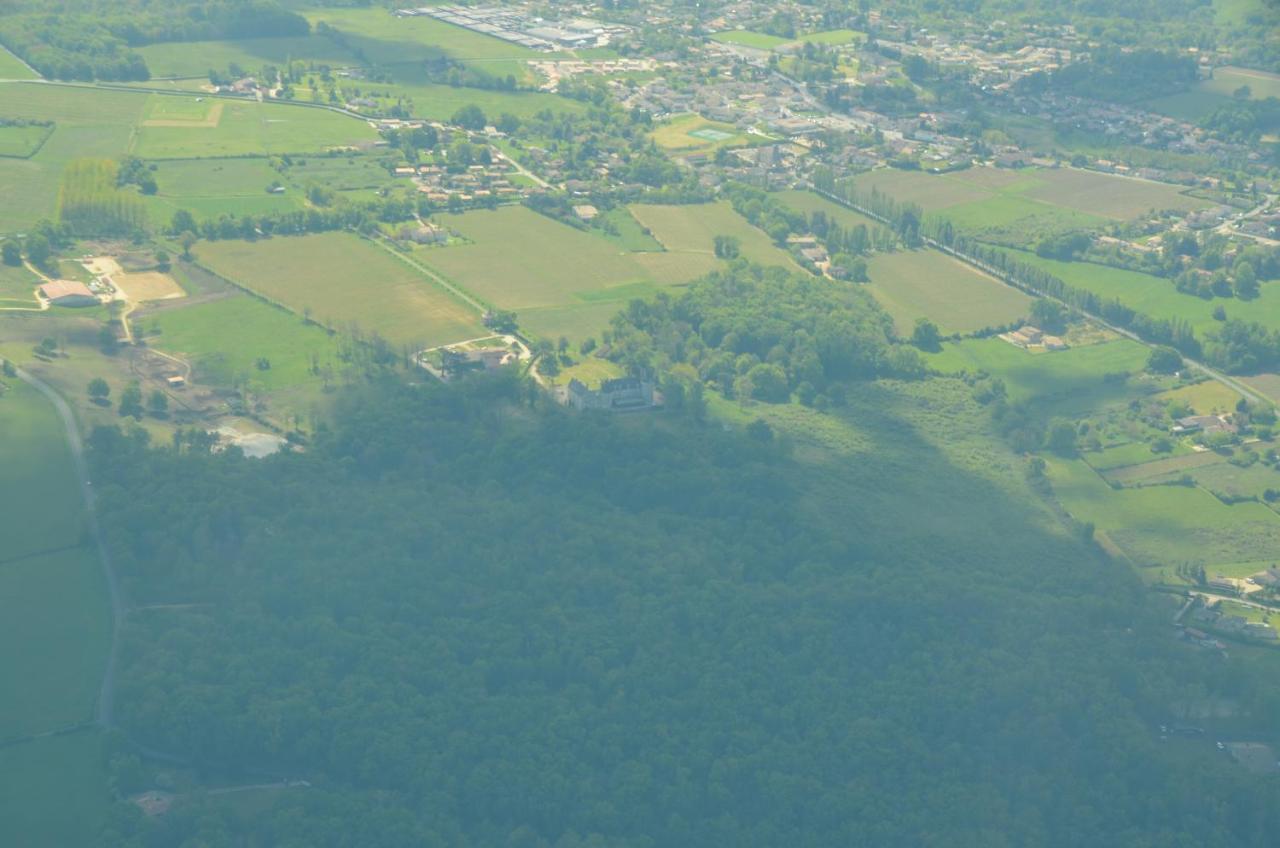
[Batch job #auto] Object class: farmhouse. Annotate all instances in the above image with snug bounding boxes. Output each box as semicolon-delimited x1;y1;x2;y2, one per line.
565;376;657;412
38;279;97;307
1172;414;1237;436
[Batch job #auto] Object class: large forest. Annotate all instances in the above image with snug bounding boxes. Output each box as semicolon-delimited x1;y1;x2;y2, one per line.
91;364;1280;845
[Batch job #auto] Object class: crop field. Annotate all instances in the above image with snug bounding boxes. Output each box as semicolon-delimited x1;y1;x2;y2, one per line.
928;337;1149;406
652;114;750;152
629;201;798;269
421;206;653;308
146;293;343;393
138;36;361;79
0;381;110;740
196;233;483;347
0;731;110;847
1004;250;1280;337
132;96;379;158
848;166;1207;225
597;207;663;251
0;84;144;231
0;122;50;157
710;30;792;50
0;47;36;79
303;7;541;61
143;157;301;221
864;249;1032;334
1047;456;1280;569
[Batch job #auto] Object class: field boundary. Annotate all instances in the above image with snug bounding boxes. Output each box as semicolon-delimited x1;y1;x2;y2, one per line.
364;233;491;315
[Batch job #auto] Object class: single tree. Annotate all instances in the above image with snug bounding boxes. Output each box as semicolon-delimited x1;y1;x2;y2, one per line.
148;390;169;417
118;384;144;419
1;240;20;266
911;318;941;352
88;378;111;405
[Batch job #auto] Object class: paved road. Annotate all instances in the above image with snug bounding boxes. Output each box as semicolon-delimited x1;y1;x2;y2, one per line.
12;365;124;728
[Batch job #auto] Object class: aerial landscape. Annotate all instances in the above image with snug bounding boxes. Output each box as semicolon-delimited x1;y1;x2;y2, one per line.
2;0;1280;844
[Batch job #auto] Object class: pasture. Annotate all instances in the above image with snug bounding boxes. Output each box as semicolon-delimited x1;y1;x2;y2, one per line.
0;47;36;79
138;36;361;79
848;166;1207;226
1047;456;1280;570
195;232;483;347
132;96;379;159
0;381;110;740
629;201;798;269
863;249;1033;335
303;6;542;63
0;731;110;847
928;337;1149;406
710;30;792;50
143;157;302;221
0;122;51;158
145;293;342;393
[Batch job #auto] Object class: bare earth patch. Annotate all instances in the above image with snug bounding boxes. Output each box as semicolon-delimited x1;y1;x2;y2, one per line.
115;271;186;302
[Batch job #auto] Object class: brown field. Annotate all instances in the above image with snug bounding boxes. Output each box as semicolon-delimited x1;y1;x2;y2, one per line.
116;271;185;301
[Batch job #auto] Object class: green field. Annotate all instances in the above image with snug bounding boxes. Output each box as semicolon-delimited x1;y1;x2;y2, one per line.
304;7;542;62
1048;455;1280;569
849;166;1208;226
143;157;302;221
0;731;110;846
597;206;663;251
0;261;40;303
774;189;889;234
629;201;798;269
710;30;792;50
0;84;145;231
0;380;110;742
196;232;484;347
864;249;1033;335
928;337;1150;407
0;46;37;79
0;122;50;157
1147;66;1280;121
133;96;379;159
652;114;750;152
138;36;361;79
376;66;587;120
146;294;344;394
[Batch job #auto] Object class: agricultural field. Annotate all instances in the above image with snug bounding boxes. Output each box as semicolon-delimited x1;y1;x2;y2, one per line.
302;6;544;63
596;206;663;251
863;248;1033;335
0;261;40;305
1047;455;1280;571
132;95;379;159
773;189;891;234
652;114;751;153
143;157;301;222
710;30;792;50
1147;66;1280;121
629;201;798;269
848;166;1207;231
376;66;587;120
195;232;484;347
0;731;110;847
928;336;1150;407
137;35;361;79
0;46;37;79
0;380;110;741
0;84;145;232
0;122;51;158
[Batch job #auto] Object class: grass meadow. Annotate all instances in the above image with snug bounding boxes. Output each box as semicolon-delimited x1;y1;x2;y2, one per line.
0;261;40;304
143;157;302;222
774;189;889;234
710;30;792;50
138;36;362;79
145;294;344;393
196;232;484;347
0;47;37;79
651;114;751;152
0;381;110;741
928;337;1149;407
0;122;51;157
132;96;378;159
0;731;110;846
629;201;798;269
864;248;1033;335
301;6;544;64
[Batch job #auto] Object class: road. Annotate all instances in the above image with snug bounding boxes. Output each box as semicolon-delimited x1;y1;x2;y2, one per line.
11;364;124;728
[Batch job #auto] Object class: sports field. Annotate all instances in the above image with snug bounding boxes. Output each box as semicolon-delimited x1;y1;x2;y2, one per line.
147;293;344;392
629;201;798;269
864;249;1033;335
196;232;484;347
132;96;379;159
652;114;750;152
138;35;361;79
710;30;792;50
